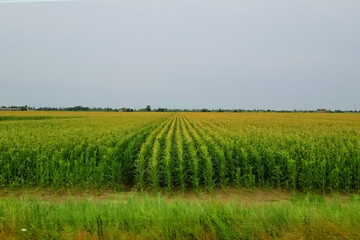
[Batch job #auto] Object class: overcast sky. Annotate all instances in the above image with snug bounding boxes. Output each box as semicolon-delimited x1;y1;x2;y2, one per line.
0;0;359;110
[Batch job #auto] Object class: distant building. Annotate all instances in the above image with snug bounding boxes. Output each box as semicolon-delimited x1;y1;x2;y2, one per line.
118;108;127;112
317;109;327;113
0;108;21;111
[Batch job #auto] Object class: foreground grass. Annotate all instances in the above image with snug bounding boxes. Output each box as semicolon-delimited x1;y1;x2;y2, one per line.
1;194;360;239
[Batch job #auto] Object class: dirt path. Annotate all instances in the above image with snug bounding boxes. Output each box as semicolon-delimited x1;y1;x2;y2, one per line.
0;188;354;204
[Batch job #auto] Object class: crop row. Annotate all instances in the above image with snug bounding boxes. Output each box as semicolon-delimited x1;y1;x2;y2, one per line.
0;112;359;192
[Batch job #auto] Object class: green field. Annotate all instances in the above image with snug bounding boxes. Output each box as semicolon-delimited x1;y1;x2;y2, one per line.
1;111;360;239
0;111;359;192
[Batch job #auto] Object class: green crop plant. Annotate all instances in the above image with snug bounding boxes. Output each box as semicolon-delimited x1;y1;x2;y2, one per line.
182;117;213;191
180;117;199;191
149;118;174;191
0;111;359;192
175;117;186;192
163;117;176;192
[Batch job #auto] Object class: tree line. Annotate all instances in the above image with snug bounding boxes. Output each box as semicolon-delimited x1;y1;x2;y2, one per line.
1;105;359;113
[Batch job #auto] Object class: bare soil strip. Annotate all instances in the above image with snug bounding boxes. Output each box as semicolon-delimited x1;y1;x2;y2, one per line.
0;188;354;205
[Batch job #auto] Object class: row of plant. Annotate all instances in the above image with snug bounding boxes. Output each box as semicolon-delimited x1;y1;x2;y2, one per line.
0;113;172;189
185;113;360;192
131;113;360;192
0;112;359;192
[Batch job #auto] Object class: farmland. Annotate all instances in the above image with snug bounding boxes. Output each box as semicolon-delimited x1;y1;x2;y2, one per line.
1;111;360;239
0;111;359;192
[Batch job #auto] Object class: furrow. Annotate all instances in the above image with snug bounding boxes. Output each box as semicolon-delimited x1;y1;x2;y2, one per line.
172;116;186;192
179;115;198;191
184;116;228;188
149;116;176;191
163;116;177;191
135;116;174;191
107;119;165;189
181;116;213;192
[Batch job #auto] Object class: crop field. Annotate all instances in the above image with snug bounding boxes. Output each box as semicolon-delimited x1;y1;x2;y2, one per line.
0;111;359;193
1;111;360;239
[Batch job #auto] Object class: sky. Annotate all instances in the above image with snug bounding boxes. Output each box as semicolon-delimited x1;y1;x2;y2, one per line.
0;0;359;110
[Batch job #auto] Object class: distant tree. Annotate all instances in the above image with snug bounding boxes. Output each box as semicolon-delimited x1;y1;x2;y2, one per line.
146;105;151;112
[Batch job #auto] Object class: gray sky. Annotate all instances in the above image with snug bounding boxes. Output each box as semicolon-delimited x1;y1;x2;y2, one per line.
1;0;359;110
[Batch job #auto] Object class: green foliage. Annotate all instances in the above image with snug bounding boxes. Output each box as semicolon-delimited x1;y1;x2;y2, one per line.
0;112;359;192
1;196;360;239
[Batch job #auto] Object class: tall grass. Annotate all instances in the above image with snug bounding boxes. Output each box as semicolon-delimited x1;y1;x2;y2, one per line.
1;196;360;239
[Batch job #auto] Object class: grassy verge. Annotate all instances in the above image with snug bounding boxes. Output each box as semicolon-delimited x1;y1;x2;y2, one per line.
0;194;360;239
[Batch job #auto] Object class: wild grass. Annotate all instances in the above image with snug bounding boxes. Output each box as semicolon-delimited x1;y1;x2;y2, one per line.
0;195;360;239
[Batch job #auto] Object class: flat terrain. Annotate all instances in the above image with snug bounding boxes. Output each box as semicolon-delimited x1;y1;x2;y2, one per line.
0;188;356;205
0;190;360;240
0;188;294;204
1;111;359;192
0;111;360;239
